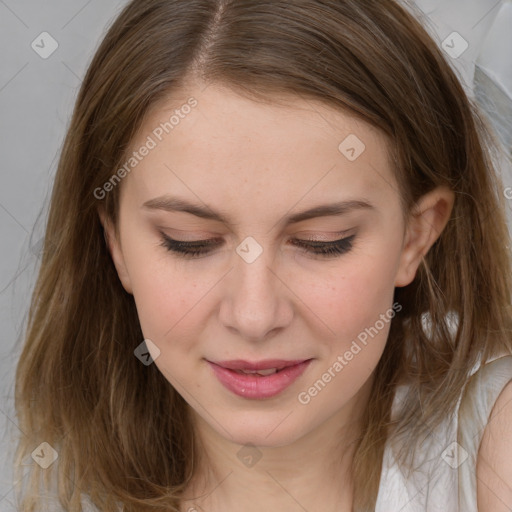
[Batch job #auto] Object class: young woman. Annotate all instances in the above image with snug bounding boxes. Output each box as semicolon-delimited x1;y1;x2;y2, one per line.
13;1;512;511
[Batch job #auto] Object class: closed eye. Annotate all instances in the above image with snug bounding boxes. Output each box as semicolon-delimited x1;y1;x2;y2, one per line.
159;233;355;259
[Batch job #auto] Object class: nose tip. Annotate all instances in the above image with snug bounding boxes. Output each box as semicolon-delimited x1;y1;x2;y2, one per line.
218;243;292;341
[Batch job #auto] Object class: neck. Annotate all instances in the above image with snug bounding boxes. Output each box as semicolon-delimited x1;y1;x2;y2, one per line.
180;376;374;512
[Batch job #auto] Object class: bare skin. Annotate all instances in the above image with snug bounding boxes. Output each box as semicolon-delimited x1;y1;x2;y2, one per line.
101;81;454;512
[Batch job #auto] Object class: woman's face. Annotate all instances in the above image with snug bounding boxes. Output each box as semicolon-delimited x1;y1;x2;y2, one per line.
102;83;437;448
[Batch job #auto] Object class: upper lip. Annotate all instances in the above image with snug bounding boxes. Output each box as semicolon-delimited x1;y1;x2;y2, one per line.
209;359;311;371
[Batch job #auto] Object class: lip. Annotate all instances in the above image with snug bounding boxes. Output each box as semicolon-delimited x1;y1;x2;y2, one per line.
207;359;313;399
212;359;309;371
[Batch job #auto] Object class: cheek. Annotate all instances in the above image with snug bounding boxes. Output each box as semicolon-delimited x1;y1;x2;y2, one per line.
121;236;209;344
292;242;401;342
123;220;402;356
293;247;400;413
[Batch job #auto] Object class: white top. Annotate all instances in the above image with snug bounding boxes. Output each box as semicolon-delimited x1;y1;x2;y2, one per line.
76;356;512;512
375;355;512;511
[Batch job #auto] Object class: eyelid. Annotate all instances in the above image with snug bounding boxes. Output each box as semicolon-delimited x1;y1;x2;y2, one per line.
157;227;224;241
292;230;353;241
158;228;353;242
156;229;355;246
158;231;356;260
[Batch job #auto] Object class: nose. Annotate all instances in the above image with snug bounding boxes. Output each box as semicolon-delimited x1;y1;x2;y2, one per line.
218;242;293;342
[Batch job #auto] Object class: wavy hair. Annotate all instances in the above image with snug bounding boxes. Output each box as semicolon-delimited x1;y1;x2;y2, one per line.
14;0;512;510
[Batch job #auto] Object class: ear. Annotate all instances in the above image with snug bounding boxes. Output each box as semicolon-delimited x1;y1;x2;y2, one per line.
395;185;455;288
97;208;133;294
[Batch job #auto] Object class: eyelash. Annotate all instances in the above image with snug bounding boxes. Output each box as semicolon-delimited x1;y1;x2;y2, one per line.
159;234;355;259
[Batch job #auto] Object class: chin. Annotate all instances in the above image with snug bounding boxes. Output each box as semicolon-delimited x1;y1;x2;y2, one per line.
214;413;311;448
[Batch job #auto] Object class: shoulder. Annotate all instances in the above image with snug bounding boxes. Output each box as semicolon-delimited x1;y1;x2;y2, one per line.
477;377;512;511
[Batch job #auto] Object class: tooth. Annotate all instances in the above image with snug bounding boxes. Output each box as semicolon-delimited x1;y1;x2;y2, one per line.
256;368;278;376
236;368;278;376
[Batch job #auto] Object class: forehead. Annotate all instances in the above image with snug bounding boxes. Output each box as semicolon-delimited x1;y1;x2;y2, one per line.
121;83;399;220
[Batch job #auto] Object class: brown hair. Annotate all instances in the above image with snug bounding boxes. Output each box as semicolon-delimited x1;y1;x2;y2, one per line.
14;0;512;510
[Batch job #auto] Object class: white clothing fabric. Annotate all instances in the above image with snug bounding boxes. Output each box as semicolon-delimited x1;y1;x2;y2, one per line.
375;355;512;511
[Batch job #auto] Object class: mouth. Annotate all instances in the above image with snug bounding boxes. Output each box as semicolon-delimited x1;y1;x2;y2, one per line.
207;358;314;399
211;358;309;368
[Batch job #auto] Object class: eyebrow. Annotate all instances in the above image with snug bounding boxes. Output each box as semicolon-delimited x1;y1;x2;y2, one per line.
142;195;375;228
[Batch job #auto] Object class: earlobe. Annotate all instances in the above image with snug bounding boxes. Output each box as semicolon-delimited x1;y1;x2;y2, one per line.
395;186;455;288
97;208;133;294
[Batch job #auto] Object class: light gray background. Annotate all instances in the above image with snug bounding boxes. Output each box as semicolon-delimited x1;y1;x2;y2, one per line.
0;1;130;508
0;1;511;510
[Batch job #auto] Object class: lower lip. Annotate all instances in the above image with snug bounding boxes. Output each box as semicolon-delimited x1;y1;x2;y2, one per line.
207;360;313;399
